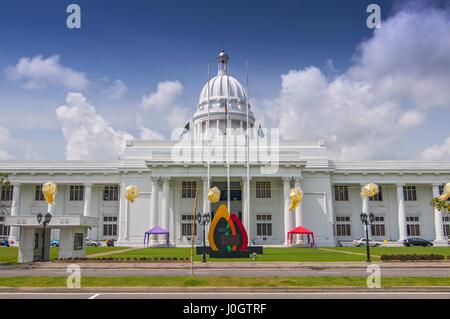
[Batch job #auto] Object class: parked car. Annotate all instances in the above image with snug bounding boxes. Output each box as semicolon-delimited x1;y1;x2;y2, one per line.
86;240;100;247
0;239;9;247
352;238;381;247
403;237;433;247
50;239;60;247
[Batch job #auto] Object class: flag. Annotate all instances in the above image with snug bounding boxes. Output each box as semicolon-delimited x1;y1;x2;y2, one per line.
180;121;190;138
257;124;265;138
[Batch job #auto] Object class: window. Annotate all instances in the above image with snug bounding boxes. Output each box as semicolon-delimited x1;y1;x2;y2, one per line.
443;216;450;238
335;216;351;236
69;185;84;201
103;185;119;201
73;233;84;250
334;185;349;201
369;186;383;201
371;216;386;237
406;216;420;236
0;185;12;201
403;186;417;201
0;216;9;237
182;181;197;198
103;216;118;237
34;185;45;201
256;181;271;198
256;214;272;237
181;215;196;236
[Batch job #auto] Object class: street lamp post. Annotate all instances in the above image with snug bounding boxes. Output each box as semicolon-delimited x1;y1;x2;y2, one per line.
360;211;375;263
196;212;211;263
36;212;52;262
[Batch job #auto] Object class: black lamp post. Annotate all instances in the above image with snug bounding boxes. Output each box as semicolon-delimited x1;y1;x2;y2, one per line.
360;211;375;263
196;212;211;263
36;212;52;261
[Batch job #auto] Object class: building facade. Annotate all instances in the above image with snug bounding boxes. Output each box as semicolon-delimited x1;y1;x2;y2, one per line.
0;50;449;247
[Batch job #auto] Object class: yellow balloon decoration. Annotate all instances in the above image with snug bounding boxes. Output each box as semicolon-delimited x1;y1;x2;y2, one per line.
208;186;221;204
125;185;139;203
360;183;379;198
288;188;303;211
439;183;450;201
42;181;57;205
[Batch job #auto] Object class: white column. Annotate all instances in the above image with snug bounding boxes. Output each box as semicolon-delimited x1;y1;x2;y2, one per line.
117;181;127;242
161;177;170;239
242;177;251;241
283;177;292;246
8;183;21;243
150;177;159;244
432;184;447;245
202;177;211;244
294;177;303;244
361;190;372;239
83;184;92;217
396;184;407;242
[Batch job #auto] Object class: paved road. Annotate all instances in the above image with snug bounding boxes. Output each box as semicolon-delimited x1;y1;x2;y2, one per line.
1;266;449;277
1;291;450;299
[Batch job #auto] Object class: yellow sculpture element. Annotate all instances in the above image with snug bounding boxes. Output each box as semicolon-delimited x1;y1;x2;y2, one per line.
288;188;303;211
360;183;379;198
42;181;57;205
439;183;450;201
125;185;139;203
207;186;221;203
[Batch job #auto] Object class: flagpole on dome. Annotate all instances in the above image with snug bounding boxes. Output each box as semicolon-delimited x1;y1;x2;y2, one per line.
245;60;251;242
207;61;211;210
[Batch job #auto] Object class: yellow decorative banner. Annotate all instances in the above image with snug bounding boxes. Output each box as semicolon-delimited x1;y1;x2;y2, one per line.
360;183;379;198
439;183;450;201
125;185;139;203
42;181;57;205
208;186;221;204
288;188;303;211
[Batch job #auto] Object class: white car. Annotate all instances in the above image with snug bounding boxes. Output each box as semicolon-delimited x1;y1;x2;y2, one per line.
352;238;381;247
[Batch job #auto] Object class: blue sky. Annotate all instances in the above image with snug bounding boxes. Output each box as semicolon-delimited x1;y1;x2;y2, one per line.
1;0;450;161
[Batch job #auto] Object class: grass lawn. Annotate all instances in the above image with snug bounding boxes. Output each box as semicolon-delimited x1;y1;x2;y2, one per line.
335;246;450;256
90;246;450;262
0;246;129;263
92;247;369;262
2;246;450;263
0;276;449;288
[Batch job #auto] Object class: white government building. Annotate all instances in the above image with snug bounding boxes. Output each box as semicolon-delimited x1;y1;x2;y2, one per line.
0;50;449;248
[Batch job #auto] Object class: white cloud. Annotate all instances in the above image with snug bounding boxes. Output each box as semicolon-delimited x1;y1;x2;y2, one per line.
398;110;425;128
0;125;12;160
138;80;190;139
260;6;450;160
140;80;183;111
419;136;450;161
5;55;89;90
103;79;127;100
139;127;164;140
56;92;133;160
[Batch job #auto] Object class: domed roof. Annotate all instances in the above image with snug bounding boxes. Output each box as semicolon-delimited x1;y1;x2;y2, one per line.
198;73;247;106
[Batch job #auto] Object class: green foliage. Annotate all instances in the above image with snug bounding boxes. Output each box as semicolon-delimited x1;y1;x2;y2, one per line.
431;197;450;213
0;173;9;186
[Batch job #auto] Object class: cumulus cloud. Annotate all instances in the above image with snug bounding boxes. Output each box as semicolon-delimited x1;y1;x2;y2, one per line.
5;55;89;90
103;79;127;100
138;80;190;139
0;125;12;160
56;92;133;160
419;136;450;161
260;5;450;160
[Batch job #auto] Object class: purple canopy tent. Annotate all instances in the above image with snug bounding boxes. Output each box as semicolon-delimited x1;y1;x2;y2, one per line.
144;226;169;247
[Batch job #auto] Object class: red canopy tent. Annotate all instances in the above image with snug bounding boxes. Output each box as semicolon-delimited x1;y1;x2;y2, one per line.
288;226;315;247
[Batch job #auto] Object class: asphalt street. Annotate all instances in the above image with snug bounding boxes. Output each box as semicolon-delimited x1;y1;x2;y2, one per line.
0;266;449;277
1;291;450;299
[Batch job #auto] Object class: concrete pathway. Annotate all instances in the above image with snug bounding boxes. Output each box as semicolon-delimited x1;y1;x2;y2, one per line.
87;247;139;258
318;248;381;258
